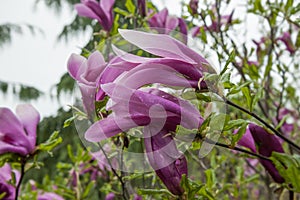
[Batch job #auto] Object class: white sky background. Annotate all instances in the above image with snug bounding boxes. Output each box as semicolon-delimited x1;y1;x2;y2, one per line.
0;0;90;116
0;0;184;117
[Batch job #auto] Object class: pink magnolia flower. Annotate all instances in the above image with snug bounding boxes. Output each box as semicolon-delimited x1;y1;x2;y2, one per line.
84;29;213;195
0;104;40;156
277;31;296;54
0;164;20;199
148;8;188;43
275;107;299;138
137;0;146;17
237;124;285;183
191;9;234;36
105;192;115;200
67;51;106;117
37;192;64;200
29;180;64;200
75;0;115;31
189;0;199;15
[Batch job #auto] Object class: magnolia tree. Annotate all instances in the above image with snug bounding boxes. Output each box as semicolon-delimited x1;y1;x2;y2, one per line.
1;0;300;199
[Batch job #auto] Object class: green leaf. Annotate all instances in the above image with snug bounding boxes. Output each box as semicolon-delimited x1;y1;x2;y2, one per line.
296;31;300;48
0;153;19;167
82;180;95;198
114;7;130;16
63;115;76;128
241;87;253;111
227;81;252;96
254;0;264;12
199;26;207;43
221;50;235;76
196;93;212;102
271;152;300;192
285;0;293;12
37;131;62;154
125;0;135;14
138;189;174;196
223;119;248;131
180;174;204;199
252;87;263;109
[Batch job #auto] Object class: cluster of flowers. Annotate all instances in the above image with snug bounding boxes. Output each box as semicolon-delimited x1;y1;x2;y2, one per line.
67;27;290;194
0;105;64;199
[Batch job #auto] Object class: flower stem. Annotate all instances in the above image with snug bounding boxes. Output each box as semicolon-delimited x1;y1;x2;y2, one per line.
224;98;300;153
15;158;26;200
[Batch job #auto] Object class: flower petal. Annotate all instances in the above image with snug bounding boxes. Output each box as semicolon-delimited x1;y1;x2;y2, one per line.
249;123;285;183
67;53;86;80
85;115;150;142
0;107;32;153
75;3;101;22
165;16;178;34
16;104;40;151
119;29;196;64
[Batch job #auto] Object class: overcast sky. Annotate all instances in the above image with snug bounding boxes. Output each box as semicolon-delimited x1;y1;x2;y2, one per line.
0;0;185;116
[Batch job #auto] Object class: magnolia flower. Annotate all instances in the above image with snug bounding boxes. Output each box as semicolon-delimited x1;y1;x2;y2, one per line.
0;164;20;199
148;8;188;43
85;29;212;195
0;104;40;156
189;0;199;15
38;192;64;200
68;51;106;117
95;29;215;101
29;180;64;200
87;85;202;194
191;10;234;36
277;31;296;54
237;124;285;183
75;0;115;31
105;192;115;200
137;0;146;17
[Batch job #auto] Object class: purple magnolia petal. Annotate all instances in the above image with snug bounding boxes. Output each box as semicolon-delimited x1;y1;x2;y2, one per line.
95;55;141;100
178;18;188;44
85;115;150;142
134;194;143;200
189;0;199;15
75;4;101;22
105;192;115;200
165;16;178;34
249;123;284;154
190;26;200;38
148;8;168;28
16;104;40;152
82;51;106;84
100;0;114;22
137;0;146;17
248;123;285;183
0;164;17;199
102;83;202;130
111;45;152;64
119;29;196;64
236;128;256;152
67;53;86;80
0;107;32;154
118;29;215;73
78;83;96;118
38;192;64;200
114;63;198;89
144;129;187;195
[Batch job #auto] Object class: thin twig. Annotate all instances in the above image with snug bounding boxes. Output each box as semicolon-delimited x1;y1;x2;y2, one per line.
15;158;26;200
224;98;300;152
